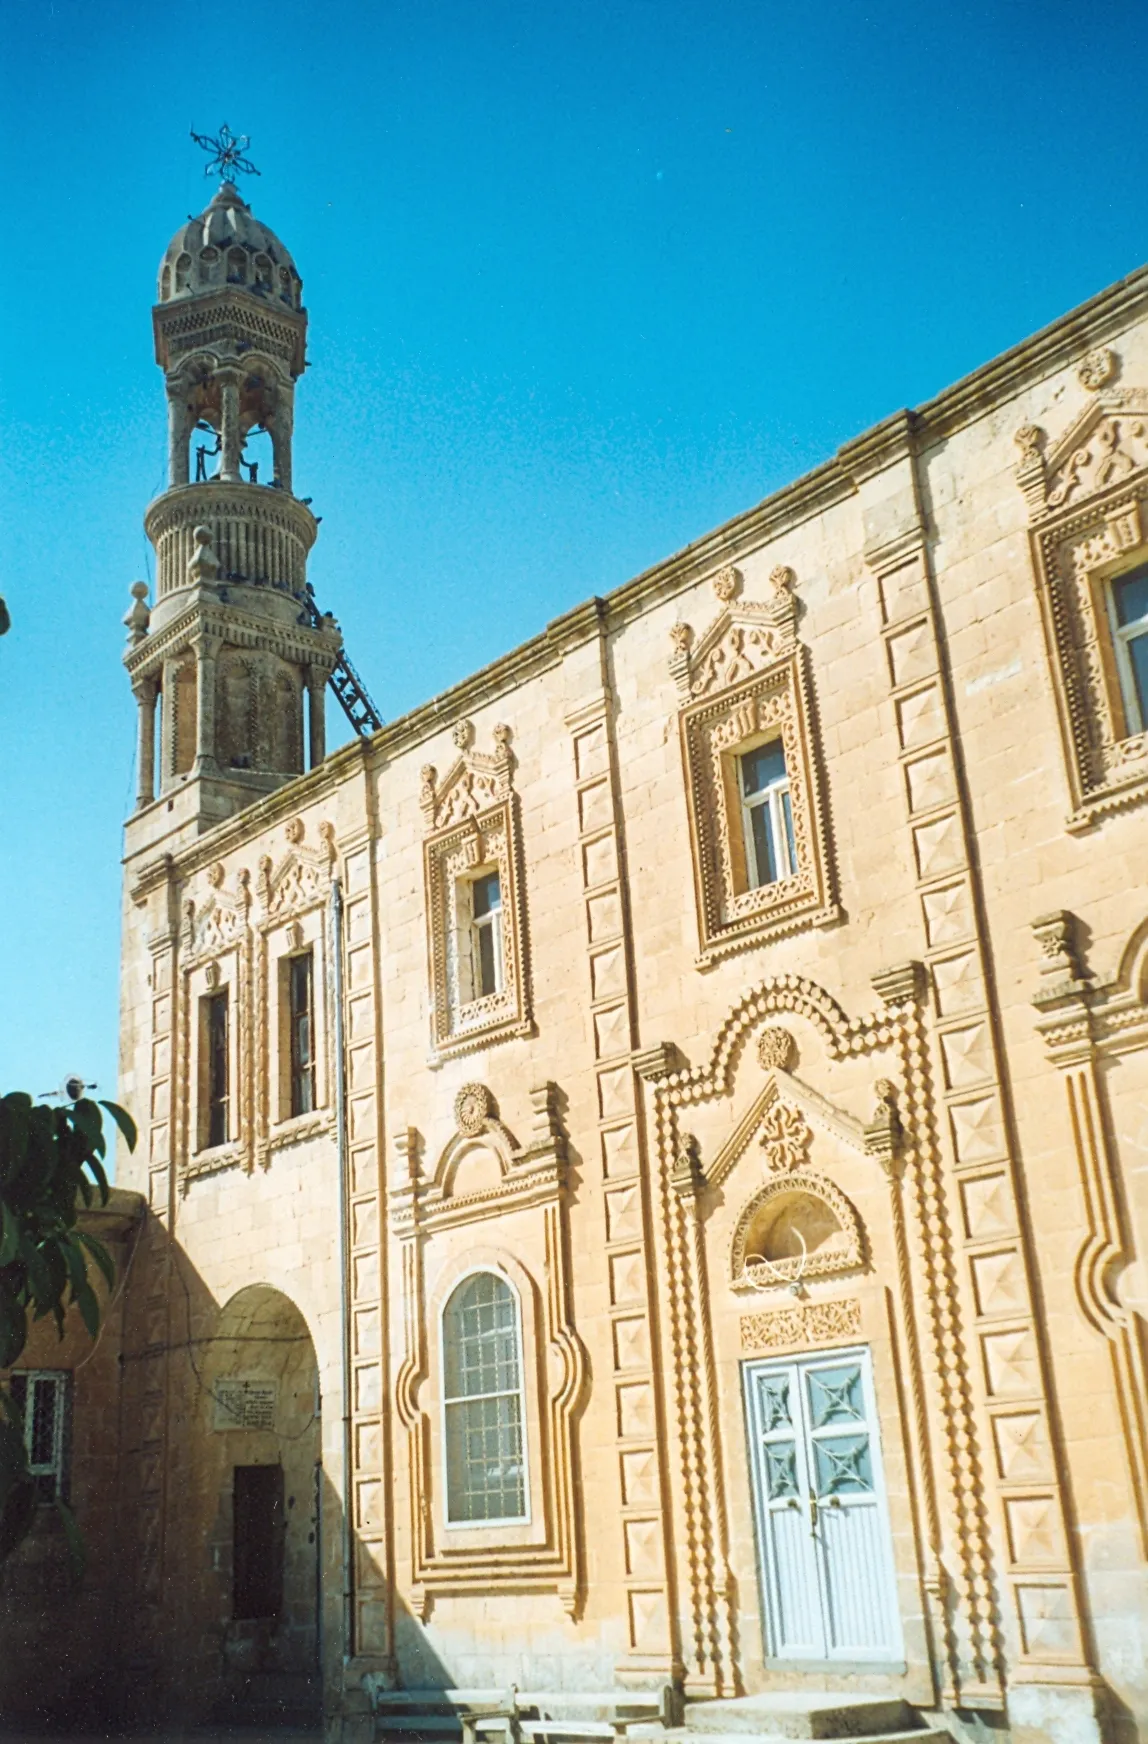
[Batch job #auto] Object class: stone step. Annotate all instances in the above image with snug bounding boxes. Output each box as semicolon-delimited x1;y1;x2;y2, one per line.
662;1697;916;1741
630;1730;943;1744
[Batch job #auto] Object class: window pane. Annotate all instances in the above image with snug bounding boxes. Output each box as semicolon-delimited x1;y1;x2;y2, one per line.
207;991;229;1147
749;801;778;887
477;920;498;997
473;871;501;918
444;1274;521;1399
289;954;314;1117
445;1393;526;1522
1114;566;1148;628
1129;632;1148;728
741;741;787;797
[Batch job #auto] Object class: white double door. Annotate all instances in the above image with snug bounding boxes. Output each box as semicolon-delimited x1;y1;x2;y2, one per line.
743;1346;902;1663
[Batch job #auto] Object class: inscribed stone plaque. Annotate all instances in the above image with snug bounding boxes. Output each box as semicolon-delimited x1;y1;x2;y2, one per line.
213;1377;277;1432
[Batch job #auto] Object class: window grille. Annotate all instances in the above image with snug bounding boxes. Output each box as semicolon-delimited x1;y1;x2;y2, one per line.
442;1273;527;1525
9;1371;71;1503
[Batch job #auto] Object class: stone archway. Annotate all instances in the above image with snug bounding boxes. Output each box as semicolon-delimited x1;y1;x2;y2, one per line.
203;1284;321;1724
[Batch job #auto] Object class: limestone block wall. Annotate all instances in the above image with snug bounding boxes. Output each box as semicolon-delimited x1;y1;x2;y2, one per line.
107;263;1148;1741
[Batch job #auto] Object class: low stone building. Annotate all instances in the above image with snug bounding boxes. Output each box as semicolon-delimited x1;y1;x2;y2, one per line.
10;176;1148;1742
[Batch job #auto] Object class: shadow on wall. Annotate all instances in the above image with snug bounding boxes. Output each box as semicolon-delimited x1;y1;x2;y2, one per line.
0;1202;451;1734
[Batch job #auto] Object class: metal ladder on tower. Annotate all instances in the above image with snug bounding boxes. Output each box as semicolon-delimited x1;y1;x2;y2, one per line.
301;585;384;737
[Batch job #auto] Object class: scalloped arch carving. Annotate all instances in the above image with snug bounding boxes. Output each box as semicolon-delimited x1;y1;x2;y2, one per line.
730;1171;865;1290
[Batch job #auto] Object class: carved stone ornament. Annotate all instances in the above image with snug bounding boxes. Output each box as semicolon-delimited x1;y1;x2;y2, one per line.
740;1297;862;1353
1077;347;1117;391
285;816;305;845
730;1171;865;1288
677;621;838;962
759;1101;812;1173
712;564;742;603
454;1082;493;1136
204;960;221;991
1015;383;1148;828
757;1026;795;1071
423;723;532;1059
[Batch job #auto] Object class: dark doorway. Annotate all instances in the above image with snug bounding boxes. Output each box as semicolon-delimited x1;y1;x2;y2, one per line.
233;1463;285;1620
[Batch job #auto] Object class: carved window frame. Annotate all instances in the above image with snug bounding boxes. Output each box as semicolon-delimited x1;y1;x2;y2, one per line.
1016;369;1148;830
675;566;838;965
390;1084;587;1617
422;721;531;1059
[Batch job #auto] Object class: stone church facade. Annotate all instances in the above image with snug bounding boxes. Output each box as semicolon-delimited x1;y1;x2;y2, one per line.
7;180;1148;1741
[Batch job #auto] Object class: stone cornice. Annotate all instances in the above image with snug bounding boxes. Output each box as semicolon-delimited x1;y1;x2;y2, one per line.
124;596;341;678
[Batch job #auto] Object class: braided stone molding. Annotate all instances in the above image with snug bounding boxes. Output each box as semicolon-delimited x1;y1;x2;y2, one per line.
1015;376;1148;829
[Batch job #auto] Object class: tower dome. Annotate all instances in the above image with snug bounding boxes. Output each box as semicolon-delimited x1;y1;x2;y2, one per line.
157;182;303;310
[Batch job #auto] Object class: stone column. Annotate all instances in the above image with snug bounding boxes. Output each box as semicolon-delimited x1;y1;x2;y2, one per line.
166;387;191;487
269;392;294;494
134;675;159;808
218;371;243;483
159;657;177;790
193;635;220;774
307;667;328;768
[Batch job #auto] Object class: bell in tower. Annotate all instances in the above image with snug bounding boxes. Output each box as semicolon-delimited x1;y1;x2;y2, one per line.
123;154;343;830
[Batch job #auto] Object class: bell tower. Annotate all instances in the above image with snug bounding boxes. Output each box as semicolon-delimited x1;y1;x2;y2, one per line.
123;156;342;836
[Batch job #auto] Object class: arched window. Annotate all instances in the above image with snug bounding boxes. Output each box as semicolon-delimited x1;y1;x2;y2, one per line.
227;247;248;285
175;252;192;293
442;1272;528;1525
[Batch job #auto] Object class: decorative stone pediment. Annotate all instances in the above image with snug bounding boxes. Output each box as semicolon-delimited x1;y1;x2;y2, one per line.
670;564;799;701
1015;383;1148;520
183;864;251;964
705;1055;876;1193
256;817;336;920
391;1082;566;1236
420;719;514;831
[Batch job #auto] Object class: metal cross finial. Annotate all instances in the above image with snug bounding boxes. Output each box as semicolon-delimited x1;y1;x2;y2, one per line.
190;123;260;182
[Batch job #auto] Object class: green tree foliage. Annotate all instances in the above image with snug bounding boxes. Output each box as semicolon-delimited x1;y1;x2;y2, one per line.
0;1093;137;1562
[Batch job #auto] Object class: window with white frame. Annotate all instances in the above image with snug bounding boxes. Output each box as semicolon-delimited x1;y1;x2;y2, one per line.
739;740;796;887
1110;562;1148;734
465;870;503;1003
10;1371;70;1503
442;1272;528;1525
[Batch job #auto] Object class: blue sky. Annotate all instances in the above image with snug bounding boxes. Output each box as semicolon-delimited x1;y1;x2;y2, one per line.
1;0;1146;1111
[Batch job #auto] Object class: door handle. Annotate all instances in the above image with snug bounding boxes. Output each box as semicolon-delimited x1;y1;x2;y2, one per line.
808;1492;818;1531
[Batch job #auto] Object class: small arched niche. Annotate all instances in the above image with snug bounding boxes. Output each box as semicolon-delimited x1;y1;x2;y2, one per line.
731;1172;864;1290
